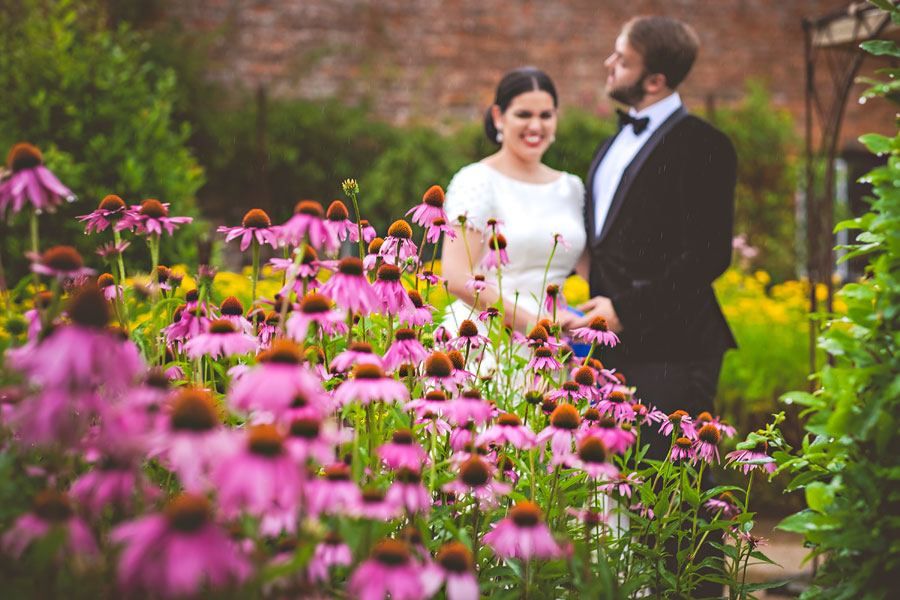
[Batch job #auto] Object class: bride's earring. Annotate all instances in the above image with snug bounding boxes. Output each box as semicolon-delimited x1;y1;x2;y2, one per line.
550;134;556;143
496;126;503;144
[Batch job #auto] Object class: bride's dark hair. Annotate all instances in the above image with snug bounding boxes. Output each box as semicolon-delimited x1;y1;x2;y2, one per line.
483;67;558;146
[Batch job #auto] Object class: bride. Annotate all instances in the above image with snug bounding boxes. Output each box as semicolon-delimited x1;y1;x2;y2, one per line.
441;67;587;335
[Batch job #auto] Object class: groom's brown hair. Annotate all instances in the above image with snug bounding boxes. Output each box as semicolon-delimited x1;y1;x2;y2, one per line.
623;16;700;90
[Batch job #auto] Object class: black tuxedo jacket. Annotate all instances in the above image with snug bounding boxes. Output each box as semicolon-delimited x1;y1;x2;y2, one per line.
584;107;738;364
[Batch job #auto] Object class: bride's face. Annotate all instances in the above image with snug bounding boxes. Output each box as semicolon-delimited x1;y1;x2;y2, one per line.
493;90;557;162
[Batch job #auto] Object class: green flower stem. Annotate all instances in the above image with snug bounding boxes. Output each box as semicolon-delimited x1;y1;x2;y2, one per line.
251;239;260;309
347;190;366;261
112;229;131;331
459;225;475;274
536;237;560;321
29;212;39;289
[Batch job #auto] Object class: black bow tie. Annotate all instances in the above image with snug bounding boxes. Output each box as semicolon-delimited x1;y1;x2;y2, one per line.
616;109;650;134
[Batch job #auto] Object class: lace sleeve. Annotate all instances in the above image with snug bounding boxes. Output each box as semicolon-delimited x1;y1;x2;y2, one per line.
444;164;495;232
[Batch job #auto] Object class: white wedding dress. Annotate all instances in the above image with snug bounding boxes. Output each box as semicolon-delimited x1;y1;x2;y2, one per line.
442;162;587;333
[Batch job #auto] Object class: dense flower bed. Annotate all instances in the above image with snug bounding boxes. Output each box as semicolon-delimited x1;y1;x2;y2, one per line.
0;151;786;599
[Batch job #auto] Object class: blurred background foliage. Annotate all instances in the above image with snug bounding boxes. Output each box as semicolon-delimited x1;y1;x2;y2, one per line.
0;0;205;280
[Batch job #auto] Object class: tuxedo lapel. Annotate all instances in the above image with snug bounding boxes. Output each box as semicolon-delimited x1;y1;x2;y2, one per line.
585;133;618;244
594;107;689;247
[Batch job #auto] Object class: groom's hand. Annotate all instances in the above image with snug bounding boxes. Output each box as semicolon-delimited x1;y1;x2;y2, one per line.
574;296;623;334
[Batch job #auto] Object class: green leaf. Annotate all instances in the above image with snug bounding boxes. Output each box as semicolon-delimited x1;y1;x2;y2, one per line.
776;510;817;533
860;39;900;58
859;133;895;154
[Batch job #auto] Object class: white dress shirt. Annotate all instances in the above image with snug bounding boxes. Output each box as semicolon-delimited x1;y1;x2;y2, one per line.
593;92;683;237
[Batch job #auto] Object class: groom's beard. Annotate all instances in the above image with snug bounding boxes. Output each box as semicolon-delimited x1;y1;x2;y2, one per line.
608;71;648;107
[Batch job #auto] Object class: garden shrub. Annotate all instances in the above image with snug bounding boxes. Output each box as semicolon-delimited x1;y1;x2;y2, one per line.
777;4;900;595
0;0;204;279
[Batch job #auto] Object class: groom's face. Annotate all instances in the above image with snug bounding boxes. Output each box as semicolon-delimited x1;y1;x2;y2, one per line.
605;33;648;107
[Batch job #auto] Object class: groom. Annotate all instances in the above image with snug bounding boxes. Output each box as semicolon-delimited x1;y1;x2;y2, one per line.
574;15;737;459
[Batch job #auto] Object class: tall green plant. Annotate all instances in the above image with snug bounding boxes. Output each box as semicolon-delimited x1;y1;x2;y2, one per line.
777;3;900;596
0;0;204;278
713;81;800;283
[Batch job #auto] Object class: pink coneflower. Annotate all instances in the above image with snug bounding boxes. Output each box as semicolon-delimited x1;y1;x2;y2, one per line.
448;319;490;351
416;412;452;437
351;487;402;521
478;306;501;322
0;143;76;218
480;233;510;270
348;539;426;600
332;364;410;408
271;245;320;288
442;455;511;510
571;316;620;348
217;296;252;334
325;199;359;242
483;501;561;560
319;257;381;314
418;269;444;286
284;416;340;465
96;239;131;261
115;199;193;237
148;388;230;492
704;491;741;518
449;425;474;452
537;404;582;464
422;351;459;392
378;429;429;470
659;410;697;440
383;328;429;371
596;391;634;421
426;217;456;244
568;437;618;480
476;413;537;449
77;194;129;233
407;185;448;227
305;463;362;518
572;365;600;401
286;292;347;341
359;219;377;243
406;389;449;419
400;289;435;327
544;284;567;314
184;318;257;359
695;411;737;439
447;350;476;386
212;425;303;519
386;468;431;515
111;494;250;597
598;472;642;500
363;237;384;272
95;272;121;302
217;208;279;251
9;284;142;394
29;245;94;281
331;341;383;373
372;264;415;316
630;402;667;427
228;341;328;417
1;490;96;561
695;424;721;464
308;532;353;582
162;304;210;347
546;381;589;405
421;541;479;600
581;415;636;455
671;437;697;463
275;200;339;252
444;389;494;427
725;439;776;474
379;220;418;266
70;455;150;517
527;345;563;372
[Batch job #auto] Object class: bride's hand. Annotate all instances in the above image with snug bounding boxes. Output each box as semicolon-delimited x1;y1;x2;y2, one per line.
555;310;581;333
574;296;623;334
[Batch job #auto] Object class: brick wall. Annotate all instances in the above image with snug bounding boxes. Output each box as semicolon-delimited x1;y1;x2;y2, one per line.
162;0;896;151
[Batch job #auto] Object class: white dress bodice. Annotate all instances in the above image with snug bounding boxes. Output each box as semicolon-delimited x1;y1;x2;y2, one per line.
443;162;586;327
